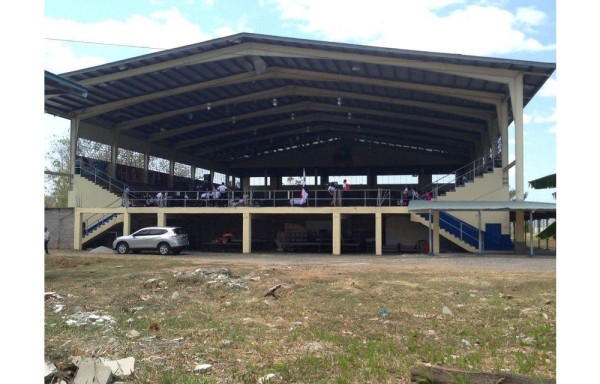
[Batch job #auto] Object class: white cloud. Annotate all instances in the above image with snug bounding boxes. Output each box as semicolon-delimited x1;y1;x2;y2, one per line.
547;125;556;135
44;9;213;69
533;110;556;125
215;15;251;37
264;0;553;56
44;40;108;73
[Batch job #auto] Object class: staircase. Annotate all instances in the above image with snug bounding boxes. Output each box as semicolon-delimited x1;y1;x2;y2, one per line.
411;212;479;253
82;213;124;244
412;157;511;253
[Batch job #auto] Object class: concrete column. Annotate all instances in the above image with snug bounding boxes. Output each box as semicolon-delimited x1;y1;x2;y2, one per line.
157;212;166;227
123;211;131;236
69;117;80;174
73;208;82;250
332;212;341;255
375;212;382;256
243;212;252;254
433;211;440;254
498;101;509;169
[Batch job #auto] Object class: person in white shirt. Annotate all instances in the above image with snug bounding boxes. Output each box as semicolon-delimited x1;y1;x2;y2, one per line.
156;191;164;207
44;227;50;255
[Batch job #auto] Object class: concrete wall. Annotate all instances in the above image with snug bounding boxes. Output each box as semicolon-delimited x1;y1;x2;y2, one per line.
68;175;122;208
385;214;429;246
437;168;510;235
44;208;74;250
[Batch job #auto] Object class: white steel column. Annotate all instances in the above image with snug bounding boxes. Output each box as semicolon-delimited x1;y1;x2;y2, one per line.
69;117;80;174
110;131;119;179
509;73;525;200
509;74;526;245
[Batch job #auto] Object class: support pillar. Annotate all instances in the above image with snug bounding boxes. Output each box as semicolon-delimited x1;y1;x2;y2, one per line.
74;208;82;250
332;212;341;255
110;131;119;179
243;212;252;254
375;212;382;256
157;212;166;227
123;211;131;236
69;117;80;174
433;211;440;254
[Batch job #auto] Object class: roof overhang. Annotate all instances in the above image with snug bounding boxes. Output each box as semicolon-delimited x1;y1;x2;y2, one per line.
408;200;556;213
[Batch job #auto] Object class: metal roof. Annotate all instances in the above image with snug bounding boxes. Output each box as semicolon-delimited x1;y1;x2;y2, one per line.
408;200;556;213
44;32;555;178
44;70;89;99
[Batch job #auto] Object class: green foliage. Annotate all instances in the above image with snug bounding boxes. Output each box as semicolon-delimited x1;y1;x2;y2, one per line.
44;134;71;208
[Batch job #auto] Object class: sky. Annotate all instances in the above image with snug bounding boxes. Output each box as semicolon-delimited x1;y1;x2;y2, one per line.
7;0;598;381
42;0;558;203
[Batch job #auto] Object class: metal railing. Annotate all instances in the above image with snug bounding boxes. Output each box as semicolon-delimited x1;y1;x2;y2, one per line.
119;187;413;208
418;151;502;199
419;211;480;248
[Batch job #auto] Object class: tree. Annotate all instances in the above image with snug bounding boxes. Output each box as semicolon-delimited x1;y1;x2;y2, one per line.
509;189;528;201
44;134;71;208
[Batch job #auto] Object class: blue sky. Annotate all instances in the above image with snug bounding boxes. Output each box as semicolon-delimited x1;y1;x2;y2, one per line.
43;0;557;201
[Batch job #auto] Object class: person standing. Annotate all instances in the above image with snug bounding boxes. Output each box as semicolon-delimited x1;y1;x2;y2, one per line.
123;185;130;207
342;179;350;206
44;227;50;255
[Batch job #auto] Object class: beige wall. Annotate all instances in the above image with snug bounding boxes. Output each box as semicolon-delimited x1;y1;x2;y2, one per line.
437;168;510;234
68;175;123;208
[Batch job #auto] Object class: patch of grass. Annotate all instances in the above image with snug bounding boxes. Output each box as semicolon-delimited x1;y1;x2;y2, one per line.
44;254;556;383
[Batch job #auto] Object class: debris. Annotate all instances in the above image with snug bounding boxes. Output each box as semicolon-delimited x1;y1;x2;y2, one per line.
44;361;57;379
378;308;390;316
73;358;113;384
258;373;279;383
89;246;114;254
149;323;160;331
126;330;140;339
410;364;556;384
265;284;282;299
193;363;213;373
98;357;135;377
442;306;454;316
171;291;180;300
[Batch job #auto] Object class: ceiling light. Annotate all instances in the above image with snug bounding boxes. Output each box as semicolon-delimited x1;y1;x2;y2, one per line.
337;97;342;106
348;112;352;120
206;102;211;111
272;98;278;107
291;113;295;120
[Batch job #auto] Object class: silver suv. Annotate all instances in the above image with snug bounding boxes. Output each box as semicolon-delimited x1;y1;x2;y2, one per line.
113;227;189;255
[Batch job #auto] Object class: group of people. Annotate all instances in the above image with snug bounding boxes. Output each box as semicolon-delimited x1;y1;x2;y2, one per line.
399;186;432;206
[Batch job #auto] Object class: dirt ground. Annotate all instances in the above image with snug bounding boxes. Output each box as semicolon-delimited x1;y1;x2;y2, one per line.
51;248;556;273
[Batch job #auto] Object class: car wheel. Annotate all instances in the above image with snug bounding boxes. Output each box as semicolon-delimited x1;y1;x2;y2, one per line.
116;242;129;254
158;242;171;255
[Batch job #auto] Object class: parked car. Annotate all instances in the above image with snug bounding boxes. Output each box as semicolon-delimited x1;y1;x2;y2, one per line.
112;227;189;255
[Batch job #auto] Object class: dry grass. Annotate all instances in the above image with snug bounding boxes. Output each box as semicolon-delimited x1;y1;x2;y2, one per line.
45;251;555;383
